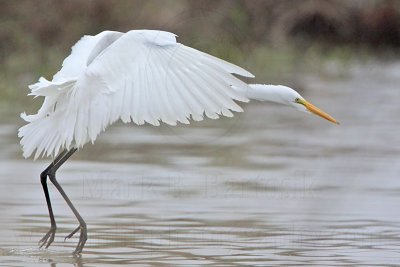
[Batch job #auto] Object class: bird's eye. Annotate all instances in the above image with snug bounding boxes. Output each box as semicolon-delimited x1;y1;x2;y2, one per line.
295;98;300;102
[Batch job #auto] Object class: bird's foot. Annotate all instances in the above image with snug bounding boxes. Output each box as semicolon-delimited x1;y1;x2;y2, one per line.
64;226;80;241
64;224;87;254
39;225;57;249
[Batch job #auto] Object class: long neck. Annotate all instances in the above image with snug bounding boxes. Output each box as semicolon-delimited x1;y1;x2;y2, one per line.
245;84;289;105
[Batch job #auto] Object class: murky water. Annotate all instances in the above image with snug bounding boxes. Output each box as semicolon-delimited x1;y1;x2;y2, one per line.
1;62;400;266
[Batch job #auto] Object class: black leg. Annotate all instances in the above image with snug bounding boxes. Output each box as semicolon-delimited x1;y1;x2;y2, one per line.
46;148;88;254
38;148;87;254
39;150;69;248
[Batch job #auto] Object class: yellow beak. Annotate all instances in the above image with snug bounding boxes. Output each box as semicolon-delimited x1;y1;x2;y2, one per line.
298;99;339;125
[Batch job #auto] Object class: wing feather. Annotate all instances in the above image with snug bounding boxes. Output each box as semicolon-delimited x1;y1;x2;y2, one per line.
171;51;222;116
168;67;205;120
147;50;172;125
75;29;253;136
156;47;190;125
20;30;255;158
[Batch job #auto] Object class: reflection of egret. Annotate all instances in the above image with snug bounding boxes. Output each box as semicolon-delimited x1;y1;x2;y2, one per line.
18;30;338;254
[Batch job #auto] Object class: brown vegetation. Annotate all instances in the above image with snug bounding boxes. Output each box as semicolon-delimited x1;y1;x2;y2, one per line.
2;0;400;57
1;0;400;111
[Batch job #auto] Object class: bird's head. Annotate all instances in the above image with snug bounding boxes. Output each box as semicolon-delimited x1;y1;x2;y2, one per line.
277;86;339;124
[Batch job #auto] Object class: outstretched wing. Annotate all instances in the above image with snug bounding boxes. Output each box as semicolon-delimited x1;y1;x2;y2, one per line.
72;30;254;144
20;30;255;159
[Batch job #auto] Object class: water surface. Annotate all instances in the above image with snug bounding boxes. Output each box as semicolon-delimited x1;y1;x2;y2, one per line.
1;62;400;266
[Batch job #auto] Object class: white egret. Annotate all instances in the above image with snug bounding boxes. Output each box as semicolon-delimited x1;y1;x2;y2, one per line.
18;30;338;254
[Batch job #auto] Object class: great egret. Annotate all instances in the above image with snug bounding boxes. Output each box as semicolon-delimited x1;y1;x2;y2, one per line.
18;30;338;254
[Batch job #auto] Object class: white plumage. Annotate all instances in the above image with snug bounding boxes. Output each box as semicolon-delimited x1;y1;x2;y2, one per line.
20;29;338;254
19;30;255;159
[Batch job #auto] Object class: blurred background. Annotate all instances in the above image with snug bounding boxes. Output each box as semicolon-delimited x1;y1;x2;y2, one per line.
2;0;400;114
1;1;400;266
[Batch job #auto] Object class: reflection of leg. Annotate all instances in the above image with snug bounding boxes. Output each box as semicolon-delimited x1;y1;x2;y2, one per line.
47;148;87;254
39;150;69;248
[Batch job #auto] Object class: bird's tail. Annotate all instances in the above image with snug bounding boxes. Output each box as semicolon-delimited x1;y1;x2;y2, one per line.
18;77;77;159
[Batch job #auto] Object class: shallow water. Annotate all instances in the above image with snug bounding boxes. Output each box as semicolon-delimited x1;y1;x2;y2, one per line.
1;62;400;266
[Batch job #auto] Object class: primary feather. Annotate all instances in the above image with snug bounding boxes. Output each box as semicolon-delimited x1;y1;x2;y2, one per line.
19;30;254;159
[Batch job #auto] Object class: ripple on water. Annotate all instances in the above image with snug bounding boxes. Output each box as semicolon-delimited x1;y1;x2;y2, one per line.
1;63;400;266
